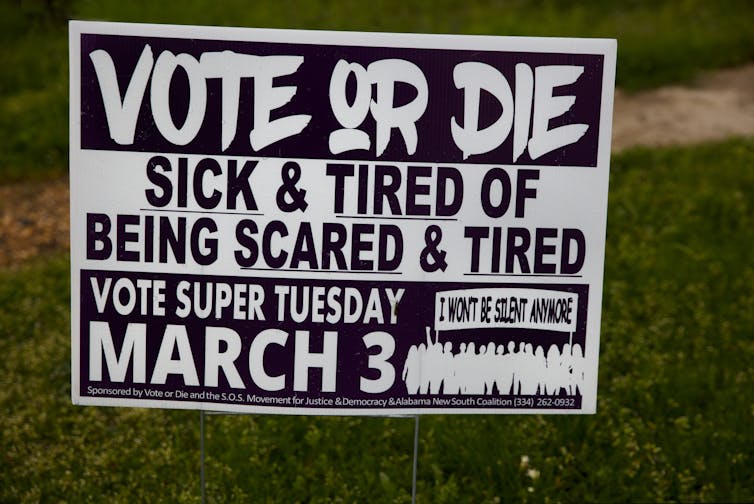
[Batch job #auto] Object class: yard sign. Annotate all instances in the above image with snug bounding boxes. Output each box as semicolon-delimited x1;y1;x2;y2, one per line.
70;21;616;414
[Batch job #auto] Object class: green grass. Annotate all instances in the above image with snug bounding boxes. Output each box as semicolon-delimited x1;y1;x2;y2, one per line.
2;0;754;182
2;138;754;502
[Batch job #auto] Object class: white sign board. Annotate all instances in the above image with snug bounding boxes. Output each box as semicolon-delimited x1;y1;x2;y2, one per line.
70;21;615;414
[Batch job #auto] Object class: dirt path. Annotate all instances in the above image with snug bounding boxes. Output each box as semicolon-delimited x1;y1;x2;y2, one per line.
613;64;754;151
2;64;754;268
0;178;69;269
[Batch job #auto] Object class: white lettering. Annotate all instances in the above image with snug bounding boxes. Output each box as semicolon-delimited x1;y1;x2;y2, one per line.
293;330;338;392
150;51;207;145
451;62;514;160
248;328;288;391
205;327;243;388
360;331;395;393
151;324;199;386
89;45;154;145
89;321;146;383
528;65;588;159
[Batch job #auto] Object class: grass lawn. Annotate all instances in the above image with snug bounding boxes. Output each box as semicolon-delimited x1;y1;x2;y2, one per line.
2;138;753;502
2;0;754;182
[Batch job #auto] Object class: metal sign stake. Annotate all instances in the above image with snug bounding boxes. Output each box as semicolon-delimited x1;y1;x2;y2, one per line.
201;410;206;504
411;415;420;504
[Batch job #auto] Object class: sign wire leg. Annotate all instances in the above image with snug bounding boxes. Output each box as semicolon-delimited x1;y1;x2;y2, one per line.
200;410;206;504
411;415;420;504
